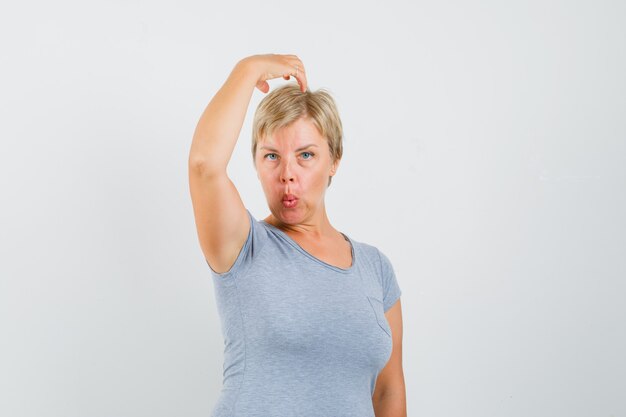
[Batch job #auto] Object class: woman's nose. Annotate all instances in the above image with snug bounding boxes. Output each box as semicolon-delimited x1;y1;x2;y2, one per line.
280;161;295;183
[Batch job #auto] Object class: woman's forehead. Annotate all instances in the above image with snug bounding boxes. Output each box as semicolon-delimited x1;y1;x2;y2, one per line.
261;129;325;150
259;141;320;152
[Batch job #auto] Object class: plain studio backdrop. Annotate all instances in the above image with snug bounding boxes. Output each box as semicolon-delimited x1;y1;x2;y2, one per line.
0;0;624;416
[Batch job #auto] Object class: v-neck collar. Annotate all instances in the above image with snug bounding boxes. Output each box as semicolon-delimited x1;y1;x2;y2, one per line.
260;220;355;273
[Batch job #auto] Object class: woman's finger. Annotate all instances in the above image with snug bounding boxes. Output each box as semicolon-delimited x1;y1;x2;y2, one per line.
249;54;308;92
256;79;269;93
292;62;307;92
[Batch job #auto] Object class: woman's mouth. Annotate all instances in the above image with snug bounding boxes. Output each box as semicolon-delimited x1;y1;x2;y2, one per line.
282;198;298;208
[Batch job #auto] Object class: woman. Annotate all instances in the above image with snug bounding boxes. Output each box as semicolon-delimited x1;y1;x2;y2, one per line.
188;54;406;417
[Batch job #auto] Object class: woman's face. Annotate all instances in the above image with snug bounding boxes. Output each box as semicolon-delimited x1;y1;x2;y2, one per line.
255;116;339;225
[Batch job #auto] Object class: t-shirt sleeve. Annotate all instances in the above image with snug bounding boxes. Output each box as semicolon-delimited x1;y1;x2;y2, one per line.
206;208;266;280
377;249;402;312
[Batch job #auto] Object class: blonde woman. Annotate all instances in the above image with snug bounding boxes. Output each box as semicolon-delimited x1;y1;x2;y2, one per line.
188;54;406;417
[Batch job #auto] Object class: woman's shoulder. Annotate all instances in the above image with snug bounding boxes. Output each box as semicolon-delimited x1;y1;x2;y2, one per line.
209;208;271;279
347;237;390;268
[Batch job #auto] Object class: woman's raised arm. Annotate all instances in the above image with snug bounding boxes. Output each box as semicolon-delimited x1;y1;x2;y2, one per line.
188;54;307;273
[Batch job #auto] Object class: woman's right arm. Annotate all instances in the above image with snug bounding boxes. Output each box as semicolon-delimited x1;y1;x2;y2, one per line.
188;55;307;274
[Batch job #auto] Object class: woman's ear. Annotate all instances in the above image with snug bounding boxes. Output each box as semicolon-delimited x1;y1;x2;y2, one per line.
330;158;340;176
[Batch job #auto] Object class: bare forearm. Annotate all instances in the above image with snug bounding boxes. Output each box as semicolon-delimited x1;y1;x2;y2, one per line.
373;390;407;417
188;58;257;174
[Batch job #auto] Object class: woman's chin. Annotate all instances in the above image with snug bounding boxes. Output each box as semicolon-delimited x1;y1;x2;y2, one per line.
274;205;302;223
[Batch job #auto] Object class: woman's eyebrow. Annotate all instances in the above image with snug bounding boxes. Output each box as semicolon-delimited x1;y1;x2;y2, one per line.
259;144;319;152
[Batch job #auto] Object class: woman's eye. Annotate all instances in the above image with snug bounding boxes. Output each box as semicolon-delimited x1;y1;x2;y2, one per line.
264;152;313;161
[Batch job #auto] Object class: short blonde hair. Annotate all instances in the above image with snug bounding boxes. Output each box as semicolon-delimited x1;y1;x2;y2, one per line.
251;83;343;187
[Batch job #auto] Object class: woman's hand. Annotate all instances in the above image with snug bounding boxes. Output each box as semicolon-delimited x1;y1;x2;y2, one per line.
238;54;308;94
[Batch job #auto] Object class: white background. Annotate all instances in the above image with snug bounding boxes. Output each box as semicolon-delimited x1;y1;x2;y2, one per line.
1;1;624;416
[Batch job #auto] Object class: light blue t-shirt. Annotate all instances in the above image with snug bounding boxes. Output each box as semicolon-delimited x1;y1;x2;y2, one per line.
207;208;402;417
